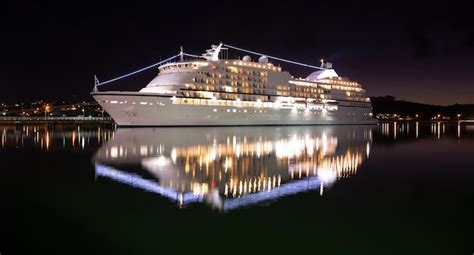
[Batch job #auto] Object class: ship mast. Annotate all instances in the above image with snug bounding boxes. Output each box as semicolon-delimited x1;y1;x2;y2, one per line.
92;75;99;92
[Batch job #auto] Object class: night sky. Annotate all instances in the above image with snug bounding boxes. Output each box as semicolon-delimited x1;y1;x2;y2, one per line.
2;1;473;105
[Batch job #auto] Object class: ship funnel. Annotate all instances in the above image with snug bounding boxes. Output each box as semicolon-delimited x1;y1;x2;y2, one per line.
320;59;333;69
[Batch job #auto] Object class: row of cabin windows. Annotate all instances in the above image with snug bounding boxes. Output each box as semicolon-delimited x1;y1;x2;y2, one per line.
197;75;267;83
322;78;360;87
346;97;368;102
276;91;328;99
277;85;325;94
224;68;267;76
189;82;266;90
295;87;325;93
331;85;363;92
187;86;268;95
160;63;193;71
346;91;365;97
181;91;269;102
184;84;328;99
195;88;326;99
205;71;267;79
183;87;327;101
172;98;314;111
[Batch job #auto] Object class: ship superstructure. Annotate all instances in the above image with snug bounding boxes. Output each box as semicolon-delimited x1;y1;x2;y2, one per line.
91;43;375;126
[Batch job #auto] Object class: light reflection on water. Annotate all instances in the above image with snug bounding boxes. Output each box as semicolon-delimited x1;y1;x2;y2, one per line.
1;122;473;211
93;126;372;211
3;122;474;254
379;121;471;140
0;124;114;150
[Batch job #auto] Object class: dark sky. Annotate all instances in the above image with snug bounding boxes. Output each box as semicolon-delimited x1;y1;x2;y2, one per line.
2;1;473;105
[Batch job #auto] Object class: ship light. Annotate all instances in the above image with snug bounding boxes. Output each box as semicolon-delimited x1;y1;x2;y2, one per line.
171;149;177;163
144;155;169;168
318;167;337;184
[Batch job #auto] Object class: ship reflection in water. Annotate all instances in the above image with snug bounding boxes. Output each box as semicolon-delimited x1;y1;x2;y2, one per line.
93;126;373;211
2;122;473;254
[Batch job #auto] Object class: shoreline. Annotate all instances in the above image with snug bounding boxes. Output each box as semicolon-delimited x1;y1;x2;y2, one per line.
0;116;113;124
1;117;473;125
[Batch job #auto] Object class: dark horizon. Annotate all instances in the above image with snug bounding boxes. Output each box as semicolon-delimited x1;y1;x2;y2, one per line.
2;1;473;105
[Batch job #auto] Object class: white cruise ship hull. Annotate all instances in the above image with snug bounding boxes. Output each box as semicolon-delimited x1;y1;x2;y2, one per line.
92;92;377;126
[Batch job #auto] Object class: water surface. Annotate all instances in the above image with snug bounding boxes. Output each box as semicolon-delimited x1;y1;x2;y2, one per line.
2;122;473;254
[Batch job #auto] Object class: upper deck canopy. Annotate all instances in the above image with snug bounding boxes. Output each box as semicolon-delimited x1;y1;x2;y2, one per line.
306;69;339;81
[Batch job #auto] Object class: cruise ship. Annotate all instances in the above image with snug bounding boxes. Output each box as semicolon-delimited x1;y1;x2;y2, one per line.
91;43;376;126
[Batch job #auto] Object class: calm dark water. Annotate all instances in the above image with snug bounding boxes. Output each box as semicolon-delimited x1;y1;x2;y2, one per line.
1;122;473;254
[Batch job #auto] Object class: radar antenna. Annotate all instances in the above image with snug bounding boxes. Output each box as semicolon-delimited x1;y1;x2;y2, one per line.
202;43;228;61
